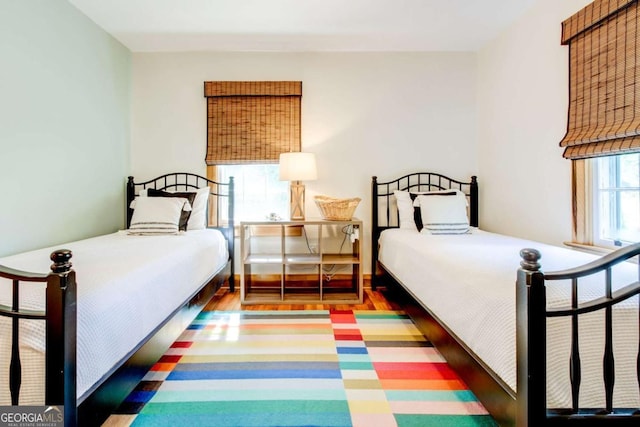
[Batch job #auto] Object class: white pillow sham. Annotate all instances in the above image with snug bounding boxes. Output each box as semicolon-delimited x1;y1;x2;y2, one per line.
417;193;470;235
186;186;210;230
393;190;418;230
128;197;192;235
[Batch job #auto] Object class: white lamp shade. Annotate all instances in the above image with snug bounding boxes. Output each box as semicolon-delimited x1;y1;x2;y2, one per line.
279;152;318;181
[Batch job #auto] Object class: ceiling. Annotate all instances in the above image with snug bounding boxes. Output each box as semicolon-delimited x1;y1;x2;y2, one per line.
68;0;536;52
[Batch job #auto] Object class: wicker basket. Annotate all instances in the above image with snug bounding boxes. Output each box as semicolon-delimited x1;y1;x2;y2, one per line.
314;195;361;220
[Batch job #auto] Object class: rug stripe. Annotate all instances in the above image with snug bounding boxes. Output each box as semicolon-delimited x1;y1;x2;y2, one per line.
132;412;352;427
151;388;348;402
394;414;497;427
168;368;342;380
140;400;350;415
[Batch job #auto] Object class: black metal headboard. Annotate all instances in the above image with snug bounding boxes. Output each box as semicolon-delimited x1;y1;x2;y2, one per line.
126;172;234;230
126;172;235;287
371;172;478;287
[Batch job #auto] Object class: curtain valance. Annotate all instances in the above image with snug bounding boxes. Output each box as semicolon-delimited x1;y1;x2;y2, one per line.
560;0;640;159
204;81;302;165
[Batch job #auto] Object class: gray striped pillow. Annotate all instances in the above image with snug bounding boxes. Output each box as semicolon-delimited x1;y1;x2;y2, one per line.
128;197;192;235
416;193;470;235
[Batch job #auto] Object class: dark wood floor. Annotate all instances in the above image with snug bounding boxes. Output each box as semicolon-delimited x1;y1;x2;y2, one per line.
204;281;402;312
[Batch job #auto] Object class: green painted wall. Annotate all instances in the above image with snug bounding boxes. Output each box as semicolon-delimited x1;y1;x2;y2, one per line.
0;0;131;257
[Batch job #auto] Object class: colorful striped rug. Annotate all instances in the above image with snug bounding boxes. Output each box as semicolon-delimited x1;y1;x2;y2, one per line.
106;310;496;427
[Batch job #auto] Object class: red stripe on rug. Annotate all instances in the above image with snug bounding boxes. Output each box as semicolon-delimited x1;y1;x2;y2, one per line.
334;333;364;341
375;362;460;380
330;312;357;323
374;362;454;371
170;341;192;348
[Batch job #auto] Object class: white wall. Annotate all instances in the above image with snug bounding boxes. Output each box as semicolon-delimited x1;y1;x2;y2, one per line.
476;0;592;246
0;0;131;257
131;52;478;272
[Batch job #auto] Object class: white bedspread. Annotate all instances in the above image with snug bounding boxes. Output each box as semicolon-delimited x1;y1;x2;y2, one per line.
379;228;639;409
0;229;228;404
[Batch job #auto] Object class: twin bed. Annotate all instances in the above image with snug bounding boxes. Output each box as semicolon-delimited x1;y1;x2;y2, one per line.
0;172;234;426
372;172;640;426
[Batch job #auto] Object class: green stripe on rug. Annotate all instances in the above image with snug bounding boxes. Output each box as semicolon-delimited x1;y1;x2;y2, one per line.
395;414;497;427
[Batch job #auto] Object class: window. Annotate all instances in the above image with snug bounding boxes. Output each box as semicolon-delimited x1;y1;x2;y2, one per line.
217;164;289;222
561;2;640;250
592;154;640;247
204;81;302;225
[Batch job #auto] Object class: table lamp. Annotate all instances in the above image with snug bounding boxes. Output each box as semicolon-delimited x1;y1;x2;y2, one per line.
279;152;317;220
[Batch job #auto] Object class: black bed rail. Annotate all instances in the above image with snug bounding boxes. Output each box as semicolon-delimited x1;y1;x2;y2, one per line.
0;250;77;426
371;173;478;290
517;243;640;426
126;173;235;292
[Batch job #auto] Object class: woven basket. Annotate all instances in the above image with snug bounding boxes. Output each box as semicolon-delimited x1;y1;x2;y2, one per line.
314;195;361;220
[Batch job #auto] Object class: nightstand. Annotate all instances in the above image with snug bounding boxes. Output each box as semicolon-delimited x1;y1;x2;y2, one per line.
240;218;363;304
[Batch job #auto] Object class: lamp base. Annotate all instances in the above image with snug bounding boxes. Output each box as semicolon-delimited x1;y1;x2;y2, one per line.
290;181;305;220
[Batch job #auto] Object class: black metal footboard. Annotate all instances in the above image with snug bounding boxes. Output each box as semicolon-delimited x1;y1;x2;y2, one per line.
517;243;640;426
0;250;77;425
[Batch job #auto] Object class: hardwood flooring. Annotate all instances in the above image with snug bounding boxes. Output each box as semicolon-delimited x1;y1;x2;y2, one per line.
204;281;401;312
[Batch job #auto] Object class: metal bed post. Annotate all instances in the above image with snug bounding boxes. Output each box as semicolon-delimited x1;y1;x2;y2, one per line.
516;248;547;427
371;176;379;290
45;249;77;426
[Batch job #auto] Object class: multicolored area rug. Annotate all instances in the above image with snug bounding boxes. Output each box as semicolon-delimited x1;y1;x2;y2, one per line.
108;310;496;427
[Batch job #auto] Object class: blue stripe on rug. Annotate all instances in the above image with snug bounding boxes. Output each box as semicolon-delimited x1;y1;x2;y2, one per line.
337;347;368;354
171;361;340;372
168;368;342;380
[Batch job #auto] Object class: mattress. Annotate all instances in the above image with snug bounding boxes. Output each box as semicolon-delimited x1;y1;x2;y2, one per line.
378;228;639;409
0;229;228;404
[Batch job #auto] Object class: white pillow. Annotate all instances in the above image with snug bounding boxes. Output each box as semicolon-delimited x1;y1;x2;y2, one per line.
393;190;417;230
128;197;191;235
186;186;210;230
417;193;470;235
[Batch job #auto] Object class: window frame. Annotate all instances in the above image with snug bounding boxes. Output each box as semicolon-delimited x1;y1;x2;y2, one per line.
592;154;640;248
572;155;640;251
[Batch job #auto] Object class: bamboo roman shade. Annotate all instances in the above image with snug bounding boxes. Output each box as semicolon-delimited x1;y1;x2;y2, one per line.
204;81;302;165
560;0;640;159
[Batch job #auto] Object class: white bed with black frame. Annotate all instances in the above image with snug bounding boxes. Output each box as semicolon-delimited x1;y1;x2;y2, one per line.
371;172;640;426
0;172;234;426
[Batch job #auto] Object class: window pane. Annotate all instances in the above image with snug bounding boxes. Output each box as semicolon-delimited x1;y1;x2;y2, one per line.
218;164;289;221
618;190;639;241
619;153;639;188
594;153;640;246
